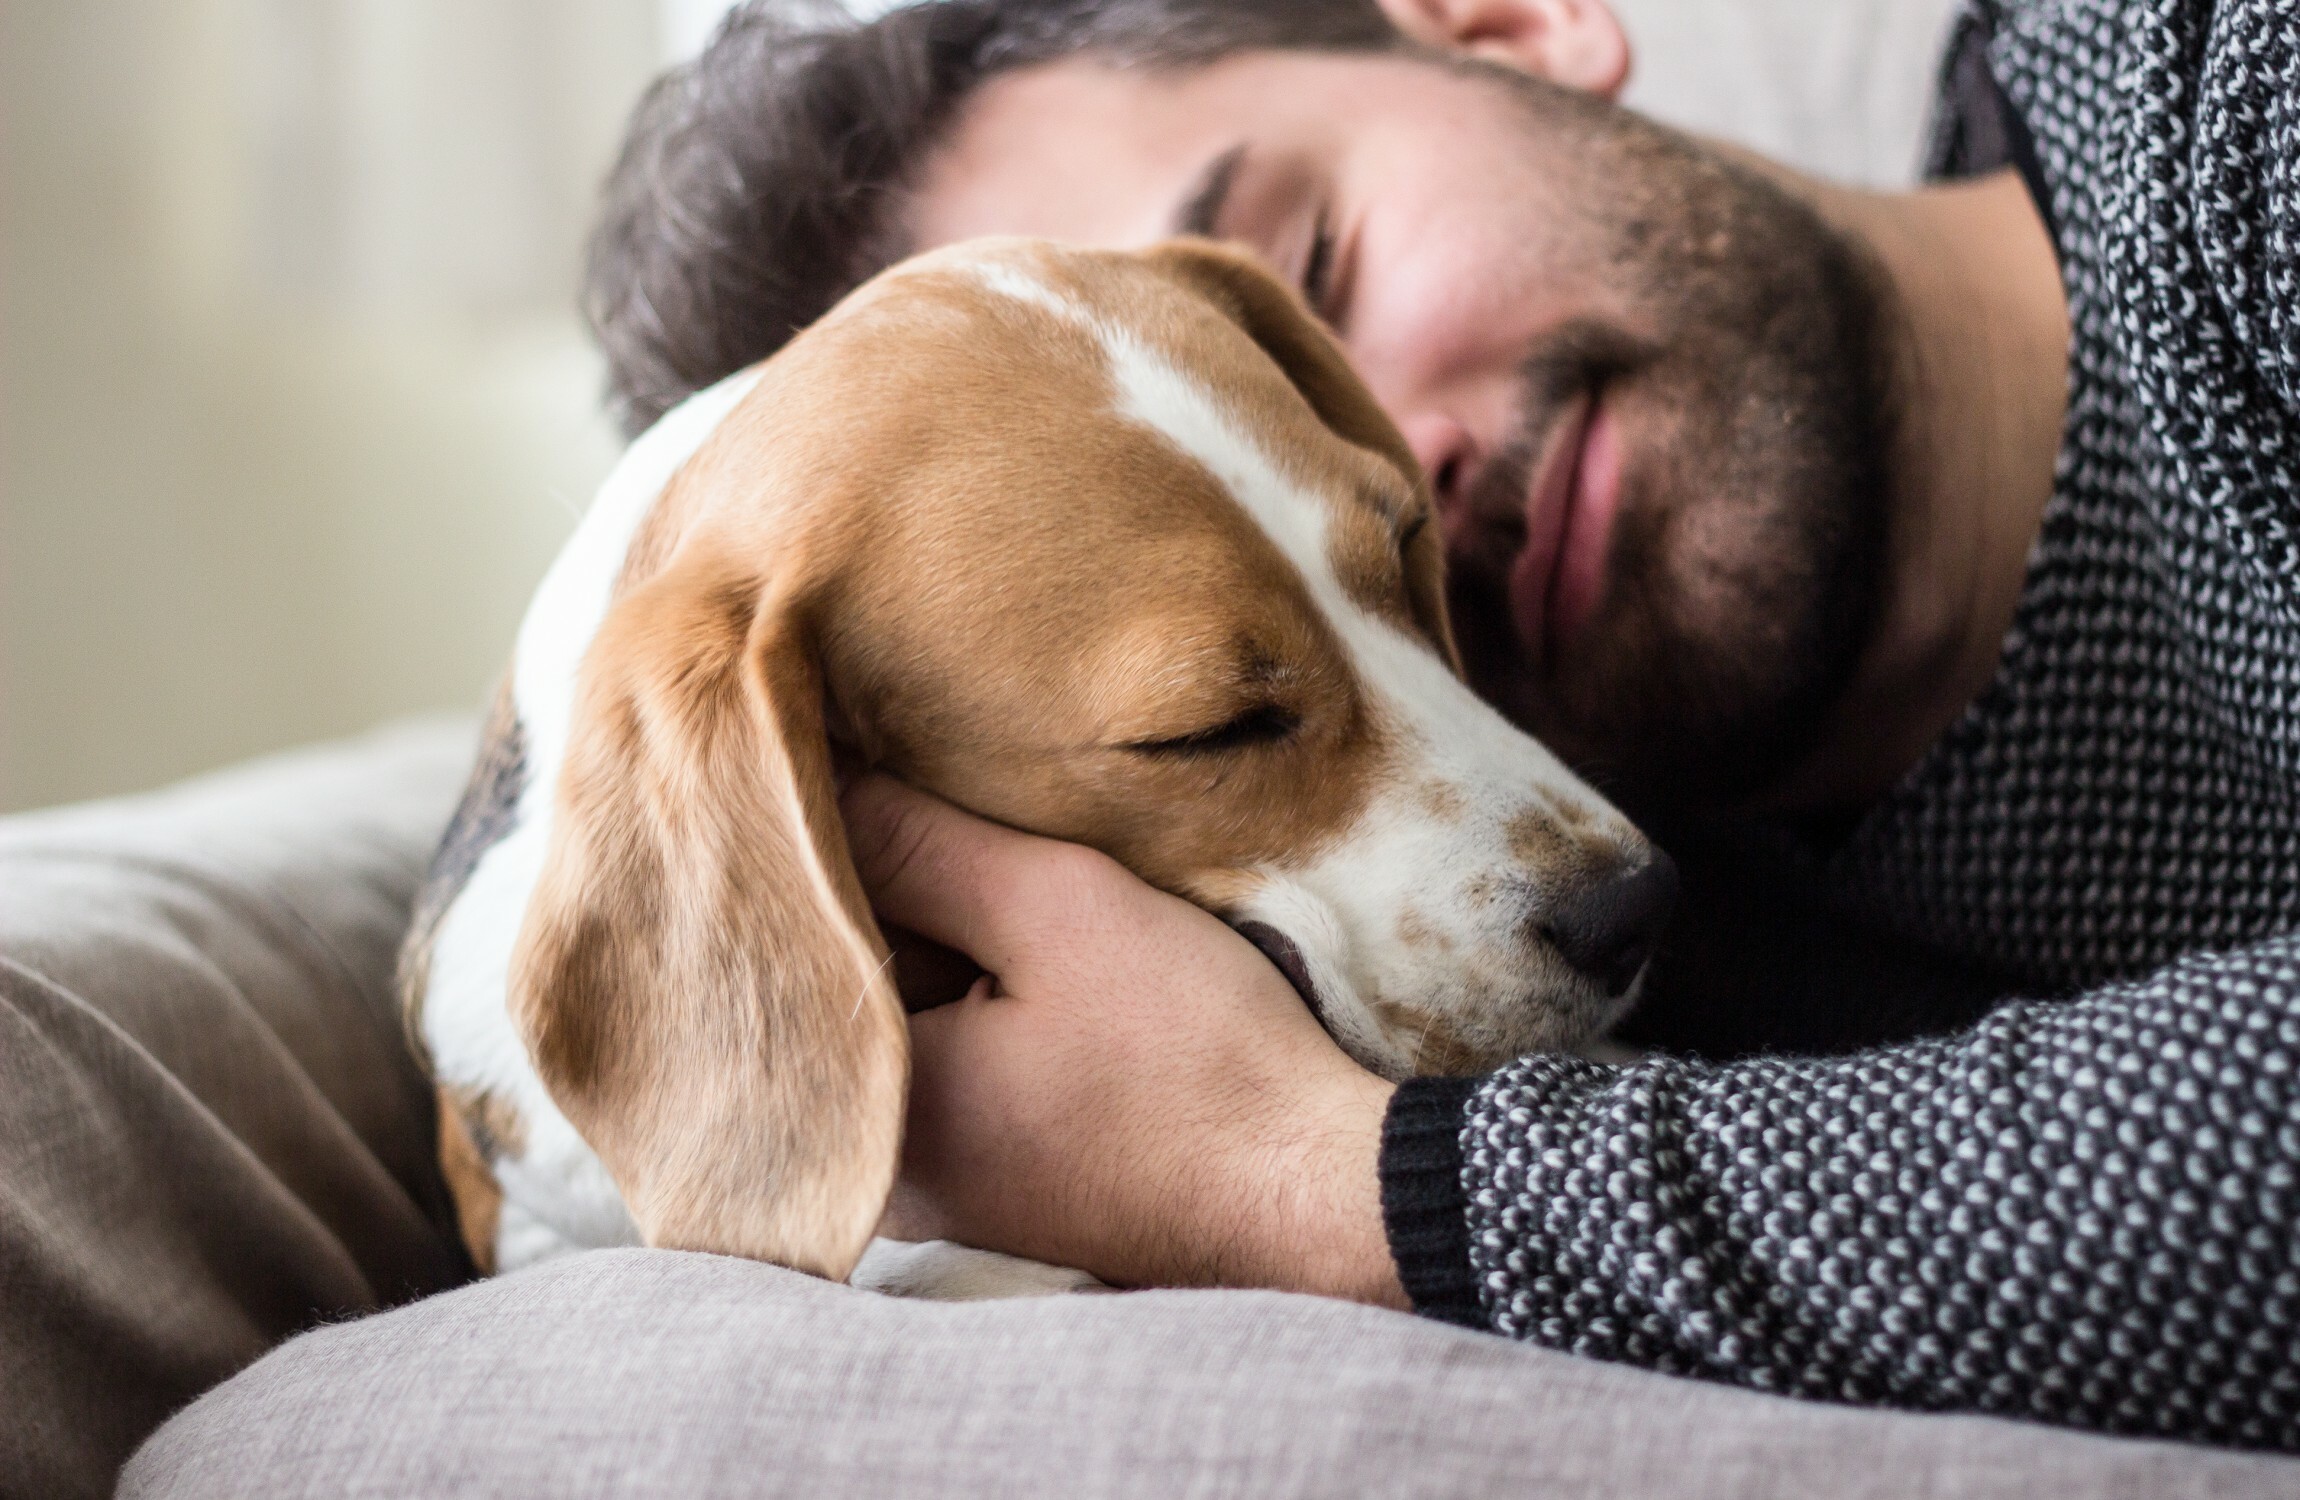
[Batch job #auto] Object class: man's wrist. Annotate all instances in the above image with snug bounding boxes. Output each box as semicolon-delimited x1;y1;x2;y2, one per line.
1220;1063;1407;1308
1301;1068;1408;1309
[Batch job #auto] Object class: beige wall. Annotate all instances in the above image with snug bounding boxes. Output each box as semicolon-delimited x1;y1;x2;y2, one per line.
1;0;656;812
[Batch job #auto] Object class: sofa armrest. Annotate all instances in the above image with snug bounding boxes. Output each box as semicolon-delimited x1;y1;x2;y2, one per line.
0;720;479;1500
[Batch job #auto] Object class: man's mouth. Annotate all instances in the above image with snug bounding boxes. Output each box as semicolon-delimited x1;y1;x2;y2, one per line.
1505;385;1623;675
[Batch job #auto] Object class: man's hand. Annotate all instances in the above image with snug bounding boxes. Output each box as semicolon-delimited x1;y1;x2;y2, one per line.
841;774;1407;1308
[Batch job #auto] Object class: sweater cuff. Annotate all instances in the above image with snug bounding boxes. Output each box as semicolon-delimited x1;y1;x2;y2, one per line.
1378;1075;1484;1328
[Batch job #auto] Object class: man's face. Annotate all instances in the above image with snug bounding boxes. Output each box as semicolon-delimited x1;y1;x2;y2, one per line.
906;48;1893;813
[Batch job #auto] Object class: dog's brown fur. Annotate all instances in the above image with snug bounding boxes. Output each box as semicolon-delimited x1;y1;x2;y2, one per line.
403;240;1515;1278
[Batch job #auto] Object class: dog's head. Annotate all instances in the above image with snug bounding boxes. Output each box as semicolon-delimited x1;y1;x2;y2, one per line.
503;237;1672;1280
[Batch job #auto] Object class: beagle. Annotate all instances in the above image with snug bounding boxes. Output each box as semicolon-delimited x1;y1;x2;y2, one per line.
400;237;1675;1295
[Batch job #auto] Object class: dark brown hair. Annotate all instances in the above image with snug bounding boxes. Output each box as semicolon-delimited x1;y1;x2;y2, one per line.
583;0;1401;435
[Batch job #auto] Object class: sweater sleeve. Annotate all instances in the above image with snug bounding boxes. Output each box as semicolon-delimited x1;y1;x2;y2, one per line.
2189;0;2300;420
1378;934;2300;1451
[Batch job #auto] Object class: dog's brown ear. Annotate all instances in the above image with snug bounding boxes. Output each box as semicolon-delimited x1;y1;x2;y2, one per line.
510;540;905;1281
1144;236;1459;666
1143;236;1423;489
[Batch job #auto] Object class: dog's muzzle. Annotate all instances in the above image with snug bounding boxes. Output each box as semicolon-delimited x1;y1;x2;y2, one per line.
1234;920;1327;1029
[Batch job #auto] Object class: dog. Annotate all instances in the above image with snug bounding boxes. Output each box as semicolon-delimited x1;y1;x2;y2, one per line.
399;236;1676;1296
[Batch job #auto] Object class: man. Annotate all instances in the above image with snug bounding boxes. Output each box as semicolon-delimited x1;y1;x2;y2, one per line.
585;0;2300;1449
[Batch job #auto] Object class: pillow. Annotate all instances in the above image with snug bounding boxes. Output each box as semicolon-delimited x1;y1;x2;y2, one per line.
126;1245;2300;1499
1615;0;1966;187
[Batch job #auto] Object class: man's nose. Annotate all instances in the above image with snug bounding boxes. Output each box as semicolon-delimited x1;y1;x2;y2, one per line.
1399;413;1475;524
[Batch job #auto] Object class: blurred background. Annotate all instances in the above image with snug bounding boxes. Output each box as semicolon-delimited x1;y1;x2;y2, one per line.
0;0;1959;813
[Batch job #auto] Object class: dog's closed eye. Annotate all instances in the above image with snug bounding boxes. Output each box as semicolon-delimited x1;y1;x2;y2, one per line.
1128;703;1300;756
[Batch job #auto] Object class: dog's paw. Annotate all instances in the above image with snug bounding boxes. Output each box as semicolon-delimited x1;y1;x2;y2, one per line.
849;1238;1111;1301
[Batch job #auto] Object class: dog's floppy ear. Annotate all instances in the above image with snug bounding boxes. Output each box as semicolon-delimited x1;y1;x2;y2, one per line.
1144;236;1459;666
1143;236;1424;489
510;540;905;1281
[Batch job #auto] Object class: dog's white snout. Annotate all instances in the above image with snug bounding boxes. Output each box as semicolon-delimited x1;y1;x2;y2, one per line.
1529;848;1679;998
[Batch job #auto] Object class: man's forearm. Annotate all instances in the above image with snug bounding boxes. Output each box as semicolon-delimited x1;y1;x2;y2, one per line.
1383;934;2300;1451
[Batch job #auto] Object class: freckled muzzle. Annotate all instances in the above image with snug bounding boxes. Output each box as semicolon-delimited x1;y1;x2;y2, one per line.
1233;834;1678;1074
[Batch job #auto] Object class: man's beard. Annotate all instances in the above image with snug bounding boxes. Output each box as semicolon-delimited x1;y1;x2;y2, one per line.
1444;74;1898;821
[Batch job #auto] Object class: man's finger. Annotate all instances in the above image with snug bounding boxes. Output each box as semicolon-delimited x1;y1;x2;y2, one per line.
840;773;1038;972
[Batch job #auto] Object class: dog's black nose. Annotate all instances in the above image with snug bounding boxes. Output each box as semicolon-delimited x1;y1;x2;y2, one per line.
1540;852;1678;997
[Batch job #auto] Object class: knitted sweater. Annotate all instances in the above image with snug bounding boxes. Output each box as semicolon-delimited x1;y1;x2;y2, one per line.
1379;0;2300;1450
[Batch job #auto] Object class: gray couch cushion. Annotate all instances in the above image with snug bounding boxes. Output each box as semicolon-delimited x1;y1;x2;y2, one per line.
122;1247;2300;1499
8;722;2298;1499
0;720;479;1500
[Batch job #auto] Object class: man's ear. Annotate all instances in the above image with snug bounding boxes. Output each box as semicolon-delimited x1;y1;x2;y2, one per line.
1378;0;1632;100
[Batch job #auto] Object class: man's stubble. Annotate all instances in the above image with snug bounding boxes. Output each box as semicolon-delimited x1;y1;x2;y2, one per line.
1441;69;1899;819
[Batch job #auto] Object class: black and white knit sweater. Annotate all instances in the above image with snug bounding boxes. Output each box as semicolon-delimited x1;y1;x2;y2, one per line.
1379;0;2300;1451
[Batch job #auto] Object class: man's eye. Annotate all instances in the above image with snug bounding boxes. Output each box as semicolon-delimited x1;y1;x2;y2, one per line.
1128;704;1300;756
1301;209;1336;313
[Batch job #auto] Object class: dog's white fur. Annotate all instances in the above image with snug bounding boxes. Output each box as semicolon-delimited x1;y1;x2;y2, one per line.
1094;307;1638;1075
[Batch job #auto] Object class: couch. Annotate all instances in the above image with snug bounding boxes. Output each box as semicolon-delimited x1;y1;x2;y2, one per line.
7;722;2298;1497
13;4;2298;1491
